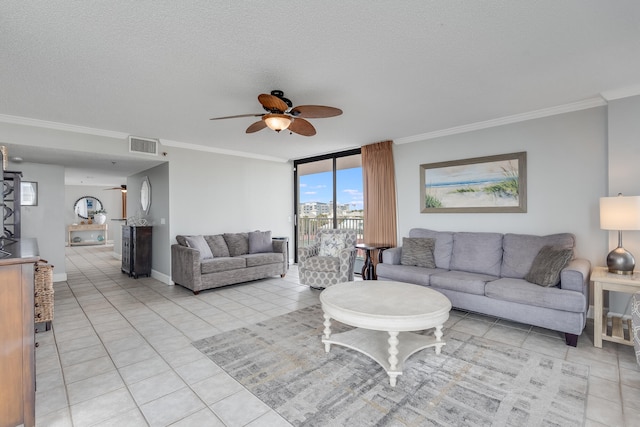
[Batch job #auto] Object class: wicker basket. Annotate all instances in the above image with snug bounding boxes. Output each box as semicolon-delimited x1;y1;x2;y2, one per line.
34;260;54;324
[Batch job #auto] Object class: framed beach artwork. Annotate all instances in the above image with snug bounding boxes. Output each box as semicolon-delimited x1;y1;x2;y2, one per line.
420;152;527;213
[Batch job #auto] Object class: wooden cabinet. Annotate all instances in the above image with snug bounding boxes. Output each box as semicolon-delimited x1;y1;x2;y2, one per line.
0;238;39;427
121;225;152;278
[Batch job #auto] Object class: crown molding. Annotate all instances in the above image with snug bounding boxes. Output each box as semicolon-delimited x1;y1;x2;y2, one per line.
600;85;640;101
160;138;288;163
394;97;607;145
0;113;128;139
0;113;288;162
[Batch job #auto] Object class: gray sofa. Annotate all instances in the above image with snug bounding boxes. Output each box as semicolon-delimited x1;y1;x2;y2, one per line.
376;228;591;346
171;231;288;294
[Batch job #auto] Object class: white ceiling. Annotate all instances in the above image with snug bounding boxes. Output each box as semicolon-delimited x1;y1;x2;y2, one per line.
1;1;640;184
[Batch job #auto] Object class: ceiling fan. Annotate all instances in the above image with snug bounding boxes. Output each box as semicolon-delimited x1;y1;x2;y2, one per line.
210;90;342;136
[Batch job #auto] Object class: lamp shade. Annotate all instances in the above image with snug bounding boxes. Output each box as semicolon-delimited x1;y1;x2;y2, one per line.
600;195;640;230
263;113;291;132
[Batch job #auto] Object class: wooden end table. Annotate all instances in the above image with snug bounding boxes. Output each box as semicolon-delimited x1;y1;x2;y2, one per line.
355;243;390;280
592;266;640;348
320;281;452;386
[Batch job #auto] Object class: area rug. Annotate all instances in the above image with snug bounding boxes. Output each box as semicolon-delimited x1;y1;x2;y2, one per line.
193;305;589;426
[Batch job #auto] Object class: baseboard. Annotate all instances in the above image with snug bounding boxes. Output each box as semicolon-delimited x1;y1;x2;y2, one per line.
587;305;594;319
53;272;68;283
151;269;172;285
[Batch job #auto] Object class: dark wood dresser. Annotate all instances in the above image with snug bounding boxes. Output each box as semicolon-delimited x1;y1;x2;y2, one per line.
0;238;39;427
121;225;152;278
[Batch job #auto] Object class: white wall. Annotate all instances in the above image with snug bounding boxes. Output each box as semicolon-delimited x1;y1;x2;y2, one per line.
607;94;640;313
167;146;293;254
394;107;608;310
11;162;67;281
65;185;124;229
128;163;171;281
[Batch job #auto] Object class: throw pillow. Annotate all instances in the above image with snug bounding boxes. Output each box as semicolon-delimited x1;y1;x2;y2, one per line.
204;234;230;257
524;245;573;287
249;230;273;254
401;237;436;268
319;233;347;257
184;235;214;260
223;233;249;256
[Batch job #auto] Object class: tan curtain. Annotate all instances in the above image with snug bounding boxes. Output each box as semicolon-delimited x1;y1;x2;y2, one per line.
362;140;398;261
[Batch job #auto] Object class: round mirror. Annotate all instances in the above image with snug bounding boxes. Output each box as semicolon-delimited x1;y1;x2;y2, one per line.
74;196;103;219
141;176;151;214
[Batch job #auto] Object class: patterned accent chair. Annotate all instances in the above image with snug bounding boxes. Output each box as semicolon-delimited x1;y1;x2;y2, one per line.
632;292;640;367
298;229;358;289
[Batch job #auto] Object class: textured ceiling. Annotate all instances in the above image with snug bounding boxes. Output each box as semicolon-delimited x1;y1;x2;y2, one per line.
1;1;640;178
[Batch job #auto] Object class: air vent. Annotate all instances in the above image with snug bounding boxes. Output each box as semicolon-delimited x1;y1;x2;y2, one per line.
128;136;159;156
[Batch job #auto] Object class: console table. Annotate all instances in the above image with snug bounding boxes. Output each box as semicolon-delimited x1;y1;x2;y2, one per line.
592;266;640;348
67;223;108;246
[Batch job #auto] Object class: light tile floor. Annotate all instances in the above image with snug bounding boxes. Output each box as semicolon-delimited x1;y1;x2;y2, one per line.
34;246;640;426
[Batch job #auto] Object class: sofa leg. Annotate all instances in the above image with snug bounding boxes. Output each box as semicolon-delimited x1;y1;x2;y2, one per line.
564;333;578;347
193;290;200;295
281;274;286;278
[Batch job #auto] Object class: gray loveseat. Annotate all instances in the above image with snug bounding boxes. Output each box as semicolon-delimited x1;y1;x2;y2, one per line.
171;231;288;294
376;228;591;346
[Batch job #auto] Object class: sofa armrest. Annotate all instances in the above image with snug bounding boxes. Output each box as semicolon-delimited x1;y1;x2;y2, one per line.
338;247;357;281
560;258;591;295
171;244;202;289
271;239;288;274
381;247;402;265
298;244;320;265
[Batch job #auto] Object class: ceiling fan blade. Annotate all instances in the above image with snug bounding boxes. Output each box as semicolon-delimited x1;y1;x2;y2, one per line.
258;94;288;113
289;105;342;118
288;118;316;136
246;120;267;133
105;185;127;191
210;113;263;120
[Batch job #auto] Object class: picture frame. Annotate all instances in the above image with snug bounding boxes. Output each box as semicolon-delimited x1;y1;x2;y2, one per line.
21;181;38;206
420;152;527;213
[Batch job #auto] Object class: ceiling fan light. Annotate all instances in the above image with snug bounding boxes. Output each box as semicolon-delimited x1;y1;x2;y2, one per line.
263;114;291;132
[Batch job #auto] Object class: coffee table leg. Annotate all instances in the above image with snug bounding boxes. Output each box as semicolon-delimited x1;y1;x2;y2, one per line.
387;331;399;386
323;313;332;352
434;325;444;354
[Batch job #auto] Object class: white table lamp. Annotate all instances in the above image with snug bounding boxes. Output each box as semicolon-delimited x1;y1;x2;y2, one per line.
600;194;640;275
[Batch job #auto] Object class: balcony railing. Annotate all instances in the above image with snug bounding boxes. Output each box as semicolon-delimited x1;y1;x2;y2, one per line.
297;216;365;260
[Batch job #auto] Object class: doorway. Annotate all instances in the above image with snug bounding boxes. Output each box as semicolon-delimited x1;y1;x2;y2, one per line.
293;149;363;268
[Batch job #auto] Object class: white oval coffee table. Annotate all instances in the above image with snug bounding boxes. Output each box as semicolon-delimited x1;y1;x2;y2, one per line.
320;281;452;387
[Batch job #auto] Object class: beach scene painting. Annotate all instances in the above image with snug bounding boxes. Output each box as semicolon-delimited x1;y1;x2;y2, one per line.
420;152;527;213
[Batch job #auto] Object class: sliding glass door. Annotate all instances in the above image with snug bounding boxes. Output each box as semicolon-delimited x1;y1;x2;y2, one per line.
294;149;363;266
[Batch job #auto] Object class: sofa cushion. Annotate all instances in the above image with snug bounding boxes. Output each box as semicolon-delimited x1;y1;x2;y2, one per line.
249;230;273;254
319;233;347;257
430;271;498;296
524;245;574;287
376;264;442;286
204;235;231;257
409;228;454;269
304;255;340;272
501;233;575;279
485;277;586;313
449;232;503;276
242;252;284;267
183;235;214;260
223;233;249;256
200;257;246;274
400;237;436;268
